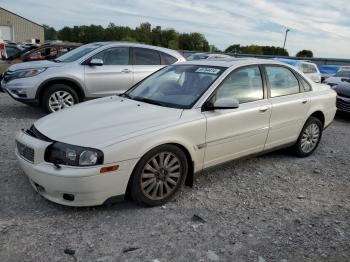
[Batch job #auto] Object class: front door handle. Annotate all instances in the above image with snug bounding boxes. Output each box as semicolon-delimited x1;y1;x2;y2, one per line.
259;106;269;112
121;69;132;73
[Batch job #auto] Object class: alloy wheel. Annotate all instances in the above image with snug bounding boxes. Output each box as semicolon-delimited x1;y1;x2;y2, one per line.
140;152;182;200
48;91;75;112
300;123;320;153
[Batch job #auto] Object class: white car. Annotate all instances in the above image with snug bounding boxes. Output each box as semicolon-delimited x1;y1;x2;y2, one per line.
274;59;321;83
15;59;337;207
186;52;233;61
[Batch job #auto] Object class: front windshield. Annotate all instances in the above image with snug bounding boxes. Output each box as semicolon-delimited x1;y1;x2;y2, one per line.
335;70;350;78
56;43;103;62
126;65;225;109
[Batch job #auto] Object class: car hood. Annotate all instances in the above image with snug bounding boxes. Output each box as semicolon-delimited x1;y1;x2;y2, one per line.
8;60;65;71
335;82;350;98
34;96;183;148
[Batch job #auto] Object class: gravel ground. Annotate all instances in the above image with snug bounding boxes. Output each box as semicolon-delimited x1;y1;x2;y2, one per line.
0;92;349;262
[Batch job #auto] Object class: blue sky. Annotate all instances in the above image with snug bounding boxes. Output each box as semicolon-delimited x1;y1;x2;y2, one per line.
2;0;350;58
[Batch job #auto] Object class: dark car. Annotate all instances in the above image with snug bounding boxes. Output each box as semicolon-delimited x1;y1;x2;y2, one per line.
0;42;81;91
16;42;81;62
333;81;350;113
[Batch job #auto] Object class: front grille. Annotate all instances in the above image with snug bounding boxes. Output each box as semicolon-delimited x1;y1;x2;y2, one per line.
337;97;350;112
16;141;35;162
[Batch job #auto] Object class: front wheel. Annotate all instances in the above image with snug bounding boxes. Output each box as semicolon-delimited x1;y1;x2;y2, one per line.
42;84;79;113
294;117;323;157
130;145;188;206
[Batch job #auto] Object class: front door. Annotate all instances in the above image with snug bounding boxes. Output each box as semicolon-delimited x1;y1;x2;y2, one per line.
84;47;133;97
203;65;271;168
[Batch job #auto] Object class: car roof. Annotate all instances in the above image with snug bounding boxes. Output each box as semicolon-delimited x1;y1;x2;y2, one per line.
176;58;289;68
90;41;184;59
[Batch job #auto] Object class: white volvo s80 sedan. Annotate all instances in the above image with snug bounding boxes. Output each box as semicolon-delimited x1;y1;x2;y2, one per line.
15;59;337;207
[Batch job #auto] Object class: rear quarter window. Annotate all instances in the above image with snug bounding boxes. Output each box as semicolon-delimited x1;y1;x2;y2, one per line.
265;66;300;97
160;52;178;65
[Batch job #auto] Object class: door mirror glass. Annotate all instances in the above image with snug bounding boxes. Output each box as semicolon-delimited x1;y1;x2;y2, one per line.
213;98;239;109
89;58;103;66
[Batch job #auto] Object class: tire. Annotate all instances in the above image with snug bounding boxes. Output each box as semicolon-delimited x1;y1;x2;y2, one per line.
42;84;79;113
294;116;323;157
130;145;188;206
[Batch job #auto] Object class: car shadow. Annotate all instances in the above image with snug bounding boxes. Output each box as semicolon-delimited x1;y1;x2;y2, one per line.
335;112;350;123
0;103;45;119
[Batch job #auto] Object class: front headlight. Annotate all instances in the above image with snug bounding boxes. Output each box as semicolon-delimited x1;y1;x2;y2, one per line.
12;67;47;79
45;142;103;166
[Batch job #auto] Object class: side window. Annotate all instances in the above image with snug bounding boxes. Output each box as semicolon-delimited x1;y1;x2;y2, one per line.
134;48;161;65
300;77;312;92
91;47;129;65
160;52;178;65
301;63;317;74
309;64;317;73
5;46;18;57
265;66;300;97
214;66;264;104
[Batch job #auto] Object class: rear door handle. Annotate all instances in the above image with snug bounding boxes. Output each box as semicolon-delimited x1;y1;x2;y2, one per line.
259;106;269;112
302;99;308;104
121;69;132;73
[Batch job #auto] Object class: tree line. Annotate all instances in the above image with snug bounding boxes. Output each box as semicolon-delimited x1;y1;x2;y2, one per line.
44;23;210;52
44;23;313;57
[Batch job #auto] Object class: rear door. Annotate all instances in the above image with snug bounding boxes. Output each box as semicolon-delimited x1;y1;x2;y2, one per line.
132;47;164;85
84;47;133;97
263;65;311;150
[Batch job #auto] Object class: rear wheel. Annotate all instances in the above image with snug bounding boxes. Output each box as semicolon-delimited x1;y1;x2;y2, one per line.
294;116;323;157
42;84;79;113
130;145;188;206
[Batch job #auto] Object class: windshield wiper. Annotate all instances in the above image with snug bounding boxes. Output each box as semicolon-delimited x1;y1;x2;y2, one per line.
52;59;61;63
132;96;166;107
118;93;132;99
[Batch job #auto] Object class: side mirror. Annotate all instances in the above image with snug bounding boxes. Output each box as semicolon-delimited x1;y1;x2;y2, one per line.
89;58;103;66
214;98;239;109
203;98;239;111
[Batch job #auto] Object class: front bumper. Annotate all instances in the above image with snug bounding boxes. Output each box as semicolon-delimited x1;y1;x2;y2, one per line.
15;130;137;206
1;78;40;105
337;96;350;113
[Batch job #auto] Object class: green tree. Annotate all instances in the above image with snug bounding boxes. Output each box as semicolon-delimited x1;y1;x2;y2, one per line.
43;24;57;40
55;22;210;51
296;50;313;58
135;22;152;44
225;44;242;53
178;33;209;51
225;44;288;56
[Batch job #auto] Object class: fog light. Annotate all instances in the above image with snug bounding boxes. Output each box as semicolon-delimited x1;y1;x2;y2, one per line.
63;193;75;201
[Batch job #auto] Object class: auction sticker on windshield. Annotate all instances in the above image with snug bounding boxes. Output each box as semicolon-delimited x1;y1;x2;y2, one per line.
195;67;221;74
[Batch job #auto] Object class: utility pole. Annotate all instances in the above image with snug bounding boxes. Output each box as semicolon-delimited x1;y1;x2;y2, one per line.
283;29;290;50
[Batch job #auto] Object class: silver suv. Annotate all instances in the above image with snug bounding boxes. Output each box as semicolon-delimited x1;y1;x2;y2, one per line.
2;42;185;112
